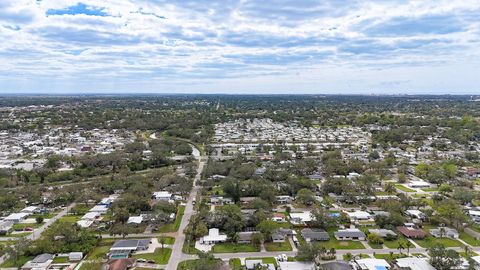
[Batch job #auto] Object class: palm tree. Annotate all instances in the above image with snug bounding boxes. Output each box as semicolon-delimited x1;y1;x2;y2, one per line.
397;240;405;254
405;240;413;255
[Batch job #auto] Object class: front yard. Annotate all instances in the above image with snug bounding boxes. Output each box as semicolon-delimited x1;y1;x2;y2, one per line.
212;243;260;253
133;248;172;264
414;236;463;248
265;240;292;252
159;205;185;233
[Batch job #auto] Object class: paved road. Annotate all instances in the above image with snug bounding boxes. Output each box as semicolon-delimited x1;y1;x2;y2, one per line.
166;152;206;270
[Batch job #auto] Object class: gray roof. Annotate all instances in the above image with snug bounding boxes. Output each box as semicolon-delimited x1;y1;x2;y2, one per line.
32;253;54;263
301;228;330;241
334;229;366;238
320;261;352;270
112;239;150;249
238;231;257;241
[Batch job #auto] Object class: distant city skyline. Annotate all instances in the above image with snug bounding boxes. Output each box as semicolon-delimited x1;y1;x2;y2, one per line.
0;0;479;94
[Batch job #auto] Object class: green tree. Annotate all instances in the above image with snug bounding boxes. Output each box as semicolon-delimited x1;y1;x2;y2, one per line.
428;245;462;270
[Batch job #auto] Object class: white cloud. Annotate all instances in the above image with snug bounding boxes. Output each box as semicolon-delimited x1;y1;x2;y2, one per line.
0;0;479;93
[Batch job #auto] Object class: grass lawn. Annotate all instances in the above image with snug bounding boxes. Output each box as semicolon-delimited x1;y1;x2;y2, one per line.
322;235;365;250
245;257;278;266
182;239;200;254
58;215;81;223
158;236;175;245
383;237;407;249
52;257;69;263
265;240;292;252
421;187;439;192
394;184;416;192
374;253;408;261
178;259;223;270
133;248;172;264
368;242;384;249
0;255;33;268
87;245;111;260
159;205;185;233
459;232;480;246
229;258;242;270
414;236;463;248
13;223;43;230
212;243;260;253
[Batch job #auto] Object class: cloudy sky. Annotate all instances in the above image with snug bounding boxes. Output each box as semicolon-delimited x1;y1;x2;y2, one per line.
0;0;479;94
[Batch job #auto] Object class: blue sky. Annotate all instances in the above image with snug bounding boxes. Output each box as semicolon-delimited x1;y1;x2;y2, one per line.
0;0;479;94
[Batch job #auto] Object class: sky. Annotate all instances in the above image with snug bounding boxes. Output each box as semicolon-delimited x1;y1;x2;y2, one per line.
0;0;479;95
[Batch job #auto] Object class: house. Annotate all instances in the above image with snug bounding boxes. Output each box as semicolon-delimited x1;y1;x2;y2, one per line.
395;257;436;270
0;221;14;235
396;226;427;239
278;262;315;270
109;239;150;258
301;228;330;242
469;210;480;223
200;228;227;244
271;231;286;243
77;219;94;228
405;209;425;220
354;258;390;270
408;180;430;188
21;254;54;270
272;213;287;222
4;212;29;223
368;229;397;238
334;228;366;241
89;205;109;214
289;211;312;225
238;231;257;244
276;195;293;204
430;227;459;239
107;258;137;270
319;261;351;270
153;191;173;201
127;216;143;225
68;252;83;261
346;210;374;225
20;206;39;214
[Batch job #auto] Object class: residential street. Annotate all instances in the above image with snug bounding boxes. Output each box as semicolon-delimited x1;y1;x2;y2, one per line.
166;147;206;270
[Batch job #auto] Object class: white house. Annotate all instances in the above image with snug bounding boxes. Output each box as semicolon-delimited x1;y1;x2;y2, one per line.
127;216;143;224
289;211;312;225
20;206;39;214
152;191;173;201
200;228;227;245
4;212;29;223
355;258;390;270
395;257;435;270
346;211;372;221
408;180;430;188
89;205;109;214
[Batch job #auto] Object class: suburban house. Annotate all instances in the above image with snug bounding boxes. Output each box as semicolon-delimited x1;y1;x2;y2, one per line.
0;221;14;235
396;226;427;239
152;191;173;201
276;195;293;204
200;228;227;245
368;229;397;238
272;213;287;222
278;262;315;270
334;228;366;241
289;211;312;225
20;206;39;214
238;231;257;244
345;210;374;225
394;257;436;270
301;228;330;242
107;258;137;270
469;210;480;223
430;227;459;239
68;252;83;261
405;209;426;221
77;211;101;228
89;205;109;214
21;253;54;270
109;239;150;258
319;261;351;270
354;258;390;270
127;216;143;225
408;180;430;188
4;212;29;223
